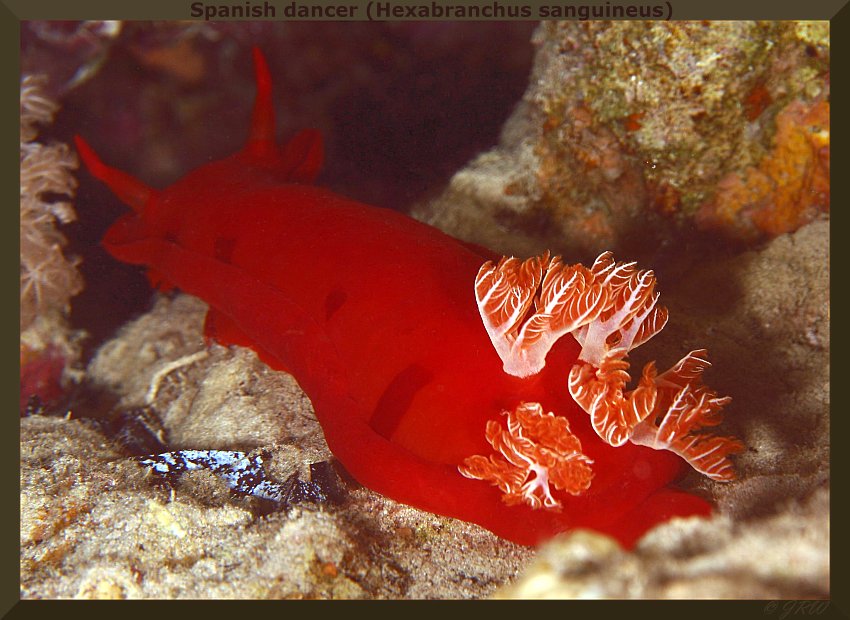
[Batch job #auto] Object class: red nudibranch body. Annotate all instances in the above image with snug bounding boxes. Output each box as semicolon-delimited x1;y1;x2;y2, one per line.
76;48;743;547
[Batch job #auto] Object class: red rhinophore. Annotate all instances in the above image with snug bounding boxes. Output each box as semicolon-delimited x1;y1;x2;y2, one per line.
76;48;740;548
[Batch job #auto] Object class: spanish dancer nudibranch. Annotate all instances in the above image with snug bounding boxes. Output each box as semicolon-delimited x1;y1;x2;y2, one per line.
75;48;743;547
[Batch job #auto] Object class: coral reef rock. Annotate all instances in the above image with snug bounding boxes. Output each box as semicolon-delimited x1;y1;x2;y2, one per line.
416;21;829;256
22;295;533;599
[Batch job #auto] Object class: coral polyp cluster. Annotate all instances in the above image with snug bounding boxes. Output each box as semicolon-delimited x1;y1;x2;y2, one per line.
20;75;81;333
467;251;742;509
20;75;83;408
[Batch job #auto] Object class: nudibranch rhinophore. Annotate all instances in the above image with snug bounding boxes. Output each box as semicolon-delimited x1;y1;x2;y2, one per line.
75;47;743;547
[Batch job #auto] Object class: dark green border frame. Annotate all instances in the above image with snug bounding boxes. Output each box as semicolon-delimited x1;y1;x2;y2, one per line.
3;0;846;614
1;0;849;20
2;0;19;615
